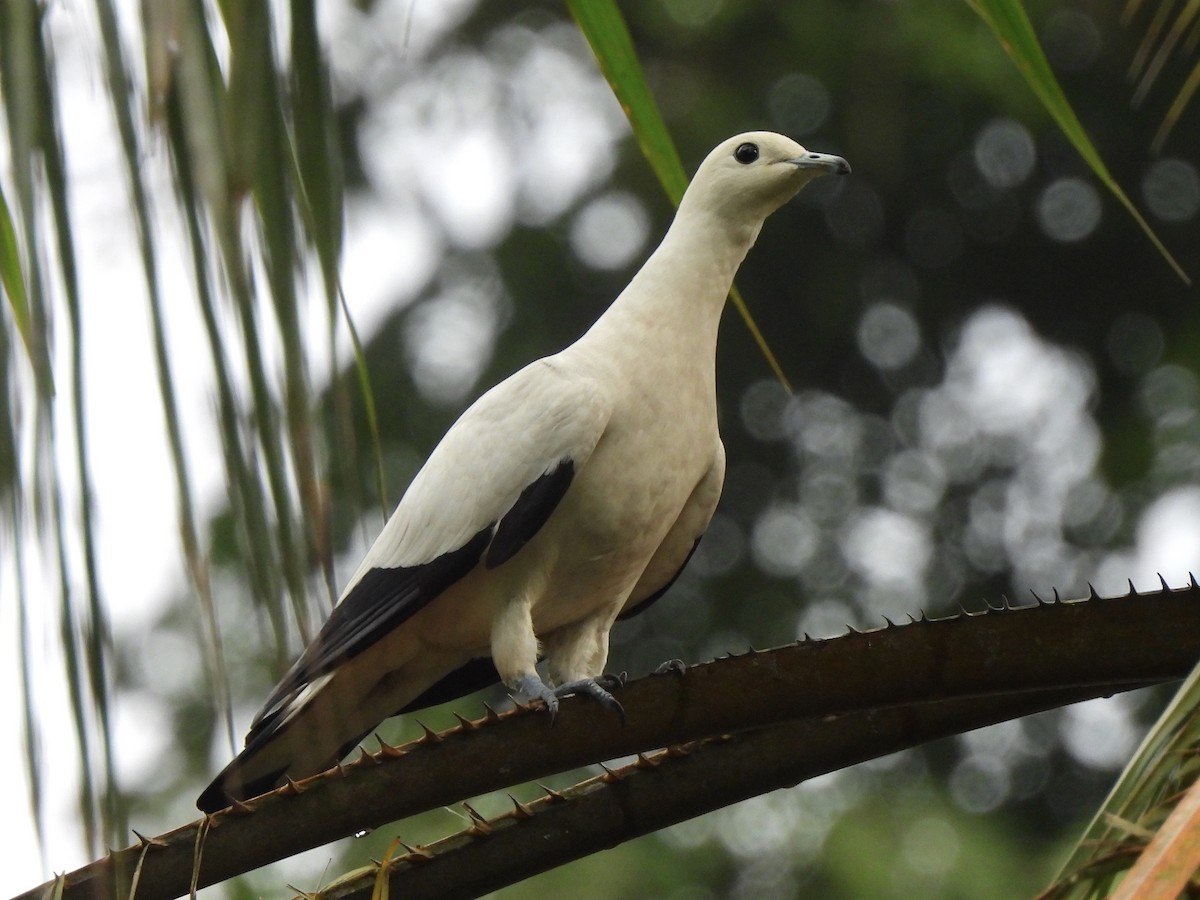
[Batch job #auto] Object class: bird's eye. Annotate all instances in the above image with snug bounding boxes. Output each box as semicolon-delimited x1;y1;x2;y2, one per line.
734;142;759;165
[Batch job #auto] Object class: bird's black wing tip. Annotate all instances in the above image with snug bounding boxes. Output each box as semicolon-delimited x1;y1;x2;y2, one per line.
196;781;232;814
485;458;575;569
197;763;289;814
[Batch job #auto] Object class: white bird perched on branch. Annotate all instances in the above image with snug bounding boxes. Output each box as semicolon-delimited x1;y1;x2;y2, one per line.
198;132;849;813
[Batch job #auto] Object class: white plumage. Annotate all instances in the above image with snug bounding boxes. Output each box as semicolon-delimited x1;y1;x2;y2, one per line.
198;132;849;812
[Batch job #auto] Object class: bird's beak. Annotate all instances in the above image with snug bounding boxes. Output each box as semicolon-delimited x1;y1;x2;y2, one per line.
789;152;851;176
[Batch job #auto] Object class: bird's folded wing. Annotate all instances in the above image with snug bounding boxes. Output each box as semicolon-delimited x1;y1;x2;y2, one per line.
248;358;610;734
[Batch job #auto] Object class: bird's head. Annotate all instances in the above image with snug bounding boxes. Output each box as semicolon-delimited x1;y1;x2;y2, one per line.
682;131;850;232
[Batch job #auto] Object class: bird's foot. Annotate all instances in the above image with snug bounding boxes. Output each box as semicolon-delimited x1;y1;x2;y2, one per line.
654;658;687;676
554;674;626;724
513;672;627;723
514;673;561;719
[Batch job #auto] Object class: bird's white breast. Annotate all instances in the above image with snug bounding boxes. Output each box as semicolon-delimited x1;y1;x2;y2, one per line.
525;347;717;625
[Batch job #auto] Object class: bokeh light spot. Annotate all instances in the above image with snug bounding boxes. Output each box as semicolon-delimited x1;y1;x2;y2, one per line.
1142;158;1200;223
1063;478;1120;532
949;756;1010;813
800;469;860;524
842;508;930;586
1060;697;1139;770
741;379;791;441
883;450;947;515
901;817;961;876
570;190;649;270
973;118;1036;189
796;599;857;640
785;393;863;460
1036;177;1102;242
722;793;805;858
767;72;832;136
856;302;921;370
403;260;508;405
1042;9;1102;72
662;0;723;27
752;505;819;576
1139;364;1200;425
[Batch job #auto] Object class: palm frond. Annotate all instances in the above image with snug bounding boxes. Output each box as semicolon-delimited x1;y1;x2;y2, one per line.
1;0;355;855
1044;651;1200;898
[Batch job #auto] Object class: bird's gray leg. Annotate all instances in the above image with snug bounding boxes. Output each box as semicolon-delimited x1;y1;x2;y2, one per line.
543;613;626;722
492;596;560;716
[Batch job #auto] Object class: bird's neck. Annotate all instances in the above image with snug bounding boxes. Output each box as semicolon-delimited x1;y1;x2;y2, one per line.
587;207;760;357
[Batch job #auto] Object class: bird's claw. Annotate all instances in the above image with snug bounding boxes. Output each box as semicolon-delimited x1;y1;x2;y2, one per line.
594;671;627;691
554;676;626;724
654;658;687;676
514;674;560;720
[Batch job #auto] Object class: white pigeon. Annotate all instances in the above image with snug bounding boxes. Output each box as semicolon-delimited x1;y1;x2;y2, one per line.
198;132;849;812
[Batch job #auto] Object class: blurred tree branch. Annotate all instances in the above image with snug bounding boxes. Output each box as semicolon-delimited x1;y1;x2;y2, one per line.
18;581;1200;900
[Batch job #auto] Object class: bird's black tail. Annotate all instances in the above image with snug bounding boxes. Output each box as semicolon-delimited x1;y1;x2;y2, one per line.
196;725;363;814
197;756;288;814
197;657;503;813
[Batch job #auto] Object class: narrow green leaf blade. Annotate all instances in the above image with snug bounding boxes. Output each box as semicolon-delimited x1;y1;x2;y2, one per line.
0;183;33;365
1153;55;1200;152
566;0;688;204
290;0;343;288
969;0;1191;285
